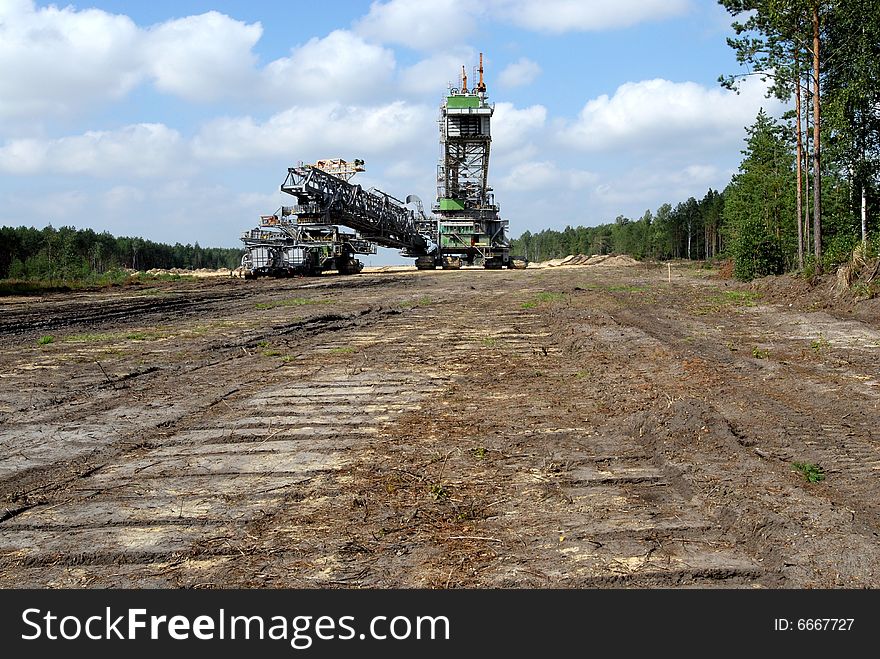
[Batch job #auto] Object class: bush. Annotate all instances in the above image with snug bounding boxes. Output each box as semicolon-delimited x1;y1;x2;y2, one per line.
731;217;785;281
823;231;860;271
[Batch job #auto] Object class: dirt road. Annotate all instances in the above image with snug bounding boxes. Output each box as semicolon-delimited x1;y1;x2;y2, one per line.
1;263;878;588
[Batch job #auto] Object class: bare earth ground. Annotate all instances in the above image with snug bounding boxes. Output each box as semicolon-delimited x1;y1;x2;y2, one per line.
0;262;878;588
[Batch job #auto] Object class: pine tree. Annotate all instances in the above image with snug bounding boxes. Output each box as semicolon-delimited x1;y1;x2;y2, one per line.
725;110;795;279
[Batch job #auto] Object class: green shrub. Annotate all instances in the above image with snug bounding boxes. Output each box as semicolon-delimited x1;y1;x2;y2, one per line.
731;217;784;282
823;231;859;271
793;461;825;483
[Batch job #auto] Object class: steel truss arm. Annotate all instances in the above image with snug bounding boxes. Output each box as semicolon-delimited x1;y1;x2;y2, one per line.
281;166;429;254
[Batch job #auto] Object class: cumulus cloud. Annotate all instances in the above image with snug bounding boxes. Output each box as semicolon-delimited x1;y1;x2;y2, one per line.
492;103;546;147
0;124;187;177
557;76;785;154
143;12;262;102
192;102;434;162
497;58;541;89
490;0;691;33
501;160;597;191
263;31;396;104
490;102;548;167
0;1;142;119
0;2;266;118
0;5;398;121
591;164;726;213
355;0;477;50
400;49;476;96
354;0;687;48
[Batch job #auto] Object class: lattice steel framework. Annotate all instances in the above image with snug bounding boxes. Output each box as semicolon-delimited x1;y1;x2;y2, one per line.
281;165;430;254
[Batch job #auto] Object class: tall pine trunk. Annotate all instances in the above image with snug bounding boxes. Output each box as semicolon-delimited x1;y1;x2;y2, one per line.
812;4;823;273
795;48;805;270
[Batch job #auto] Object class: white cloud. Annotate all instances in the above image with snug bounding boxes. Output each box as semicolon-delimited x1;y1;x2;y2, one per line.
0;124;187;177
492;103;546;146
590;164;725;213
102;185;147;212
0;1;142;119
490;0;691;33
497;58;541;88
558;76;784;153
0;3;263;118
491;102;547;165
143;12;262;102
192;102;434;162
355;0;477;50
354;0;687;47
0;189;90;223
400;49;475;96
0;6;394;121
501;160;597;191
263;30;396;104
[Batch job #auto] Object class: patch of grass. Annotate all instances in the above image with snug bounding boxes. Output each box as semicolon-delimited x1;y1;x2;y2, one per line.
522;291;566;309
810;335;830;353
37;335;54;345
256;340;269;348
125;330;167;341
0;270;138;296
429;483;449;501
255;297;326;310
712;290;762;306
139;272;194;282
64;332;117;344
481;336;498;348
724;290;761;304
400;295;433;308
850;281;875;299
469;446;487;460
186;323;223;336
792;461;825;483
575;370;592;378
328;346;355;355
261;349;283;357
752;346;769;359
698;290;763;315
0;280;73;295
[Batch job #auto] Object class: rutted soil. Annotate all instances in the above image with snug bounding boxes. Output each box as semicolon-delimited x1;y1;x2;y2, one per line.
0;264;877;588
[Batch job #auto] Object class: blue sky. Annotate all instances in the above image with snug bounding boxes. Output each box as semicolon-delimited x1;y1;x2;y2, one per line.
0;0;785;264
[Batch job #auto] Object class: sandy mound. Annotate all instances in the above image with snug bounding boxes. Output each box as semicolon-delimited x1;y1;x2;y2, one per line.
537;254;640;268
140;267;233;278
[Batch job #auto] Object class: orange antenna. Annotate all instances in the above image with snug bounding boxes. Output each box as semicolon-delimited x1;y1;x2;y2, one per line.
477;52;486;93
461;65;468;92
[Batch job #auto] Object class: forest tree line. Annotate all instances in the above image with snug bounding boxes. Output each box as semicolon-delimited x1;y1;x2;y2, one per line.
511;189;725;266
0;225;243;282
515;1;879;281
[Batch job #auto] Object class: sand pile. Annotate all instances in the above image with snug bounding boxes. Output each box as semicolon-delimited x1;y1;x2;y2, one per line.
537;254;640;268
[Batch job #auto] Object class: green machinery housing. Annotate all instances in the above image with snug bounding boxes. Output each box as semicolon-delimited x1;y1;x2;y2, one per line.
431;53;511;269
